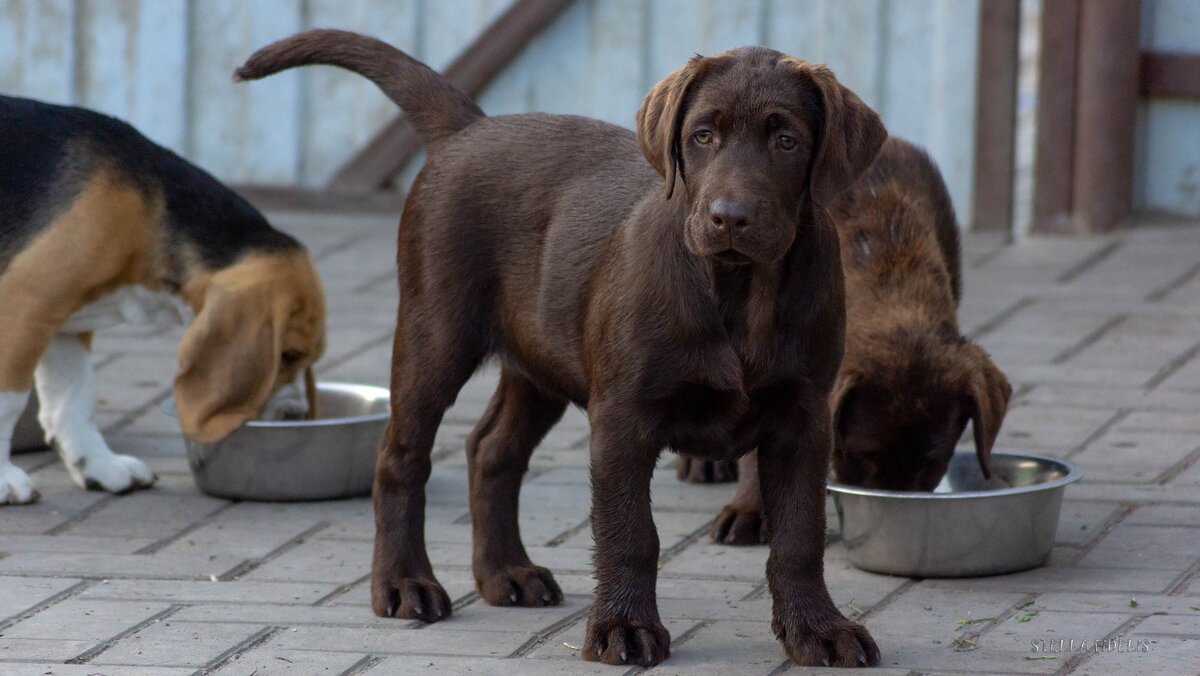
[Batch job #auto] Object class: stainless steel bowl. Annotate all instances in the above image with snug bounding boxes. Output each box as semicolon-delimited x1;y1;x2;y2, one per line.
829;451;1083;578
13;393;46;453
163;382;389;501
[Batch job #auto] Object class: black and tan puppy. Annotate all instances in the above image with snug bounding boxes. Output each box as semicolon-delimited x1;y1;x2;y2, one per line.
679;138;1012;545
238;30;886;667
0;95;326;505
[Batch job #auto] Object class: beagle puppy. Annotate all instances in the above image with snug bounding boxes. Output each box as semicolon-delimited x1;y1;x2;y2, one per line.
0;95;326;505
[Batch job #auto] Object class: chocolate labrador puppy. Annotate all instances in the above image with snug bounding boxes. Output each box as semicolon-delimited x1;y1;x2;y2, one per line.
679;137;1012;545
238;30;886;667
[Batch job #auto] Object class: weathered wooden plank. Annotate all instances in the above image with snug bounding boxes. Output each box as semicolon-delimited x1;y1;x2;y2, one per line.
18;0;75;104
328;0;574;192
1032;0;1079;234
647;0;764;84
1136;0;1200;217
301;0;420;186
881;0;936;148
937;0;981;226
528;0;591;115
971;0;1019;233
763;0;828;64
131;0;188;153
587;0;646;128
822;0;883;108
1072;0;1141;233
0;1;27;95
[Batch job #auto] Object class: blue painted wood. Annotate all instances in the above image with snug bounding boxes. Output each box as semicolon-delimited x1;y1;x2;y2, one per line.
1139;0;1200;217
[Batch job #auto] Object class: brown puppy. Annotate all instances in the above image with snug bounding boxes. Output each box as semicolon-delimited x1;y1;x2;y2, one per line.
238;30;886;667
679;137;1012;545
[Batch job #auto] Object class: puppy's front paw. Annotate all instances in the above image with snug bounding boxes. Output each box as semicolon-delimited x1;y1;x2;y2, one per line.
676;456;738;483
582;613;671;667
710;502;768;545
372;574;451;623
0;463;39;505
773;608;880;667
476;563;563;607
69;453;155;494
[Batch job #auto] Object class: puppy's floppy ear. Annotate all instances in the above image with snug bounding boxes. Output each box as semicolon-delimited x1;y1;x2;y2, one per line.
828;373;858;435
961;344;1012;479
637;56;708;198
173;286;285;442
788;60;887;205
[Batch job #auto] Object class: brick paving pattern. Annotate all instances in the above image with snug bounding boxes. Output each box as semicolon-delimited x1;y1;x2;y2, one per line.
3;211;1200;674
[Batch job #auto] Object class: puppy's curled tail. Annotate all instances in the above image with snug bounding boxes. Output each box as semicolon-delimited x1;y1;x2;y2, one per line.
235;29;483;145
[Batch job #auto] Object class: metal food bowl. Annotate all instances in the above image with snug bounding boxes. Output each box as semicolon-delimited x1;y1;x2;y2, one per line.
163;382;389;501
829;451;1083;578
13;394;46;453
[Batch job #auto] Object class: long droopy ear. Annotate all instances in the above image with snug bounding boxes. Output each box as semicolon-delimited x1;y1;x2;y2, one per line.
173;286;284;442
636;56;708;198
786;60;888;206
961;344;1012;479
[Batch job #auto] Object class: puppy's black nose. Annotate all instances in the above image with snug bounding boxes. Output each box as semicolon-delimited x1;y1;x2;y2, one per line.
709;200;752;231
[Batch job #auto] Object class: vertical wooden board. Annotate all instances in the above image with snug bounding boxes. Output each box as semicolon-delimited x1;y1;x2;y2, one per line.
189;0;252;180
0;0;27;94
879;0;935;148
476;36;534;117
931;0;980;223
1142;0;1200;50
1136;0;1200;217
422;0;515;68
130;0;189;154
301;0;419;186
1139;101;1200;217
19;0;75;104
528;0;591;115
821;0;883;108
588;0;645;128
76;0;133;120
763;0;827;64
244;0;302;183
190;0;303;184
647;0;763;84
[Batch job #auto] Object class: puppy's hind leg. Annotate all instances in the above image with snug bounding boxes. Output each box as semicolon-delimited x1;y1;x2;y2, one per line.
468;368;567;607
35;333;155;493
372;312;486;623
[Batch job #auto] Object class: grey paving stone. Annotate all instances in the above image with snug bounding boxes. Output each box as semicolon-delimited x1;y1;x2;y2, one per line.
78;579;339;605
264;624;532;658
0;664;193;676
364;655;620;675
1073;634;1200;676
0;639;100;663
0;552;245;580
89;620;266;668
208;646;368;675
0;577;84;621
0;535;157;555
2;599;170;642
1076;525;1200;571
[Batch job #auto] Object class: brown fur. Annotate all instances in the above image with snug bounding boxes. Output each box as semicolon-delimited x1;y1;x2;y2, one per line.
682;138;1013;546
238;30;885;668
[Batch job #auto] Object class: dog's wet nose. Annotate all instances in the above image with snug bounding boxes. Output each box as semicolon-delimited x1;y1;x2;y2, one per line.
709;200;753;231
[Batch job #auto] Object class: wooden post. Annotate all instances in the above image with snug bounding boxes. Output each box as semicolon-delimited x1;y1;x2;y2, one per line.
1070;0;1141;233
971;0;1021;234
1031;0;1079;234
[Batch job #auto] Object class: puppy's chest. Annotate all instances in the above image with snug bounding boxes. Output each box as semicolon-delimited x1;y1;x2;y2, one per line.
59;285;193;334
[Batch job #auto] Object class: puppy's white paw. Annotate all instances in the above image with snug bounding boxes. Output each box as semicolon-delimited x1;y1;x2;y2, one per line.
0;463;39;505
68;453;156;494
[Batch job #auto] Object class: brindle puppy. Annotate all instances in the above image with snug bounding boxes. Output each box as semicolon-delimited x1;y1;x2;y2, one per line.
679;137;1012;545
238;30;886;667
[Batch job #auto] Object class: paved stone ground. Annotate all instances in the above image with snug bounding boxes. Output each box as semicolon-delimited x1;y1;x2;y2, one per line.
4;210;1200;675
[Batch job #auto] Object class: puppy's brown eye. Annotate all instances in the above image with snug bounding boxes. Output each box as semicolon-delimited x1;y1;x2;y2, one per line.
281;350;305;366
694;130;713;145
777;134;797;151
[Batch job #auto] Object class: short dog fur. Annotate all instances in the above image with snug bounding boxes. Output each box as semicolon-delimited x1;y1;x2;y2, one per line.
238;30;886;667
678;137;1012;545
0;95;326;505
